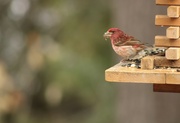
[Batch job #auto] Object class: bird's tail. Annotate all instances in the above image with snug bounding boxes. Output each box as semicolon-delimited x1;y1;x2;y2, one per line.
132;47;167;60
145;47;167;56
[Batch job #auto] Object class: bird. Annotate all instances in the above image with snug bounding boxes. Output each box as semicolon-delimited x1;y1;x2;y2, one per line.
103;28;166;66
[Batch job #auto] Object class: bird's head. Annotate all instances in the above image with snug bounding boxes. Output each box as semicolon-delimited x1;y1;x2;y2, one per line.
104;28;134;45
103;28;121;39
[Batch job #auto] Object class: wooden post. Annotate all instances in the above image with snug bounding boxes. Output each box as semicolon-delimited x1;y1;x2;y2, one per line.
166;26;179;39
165;48;180;60
167;6;180;18
141;56;155;69
154;0;180;92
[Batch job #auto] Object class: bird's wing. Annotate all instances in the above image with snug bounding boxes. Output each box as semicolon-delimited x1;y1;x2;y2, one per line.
114;38;150;51
114;38;143;46
129;38;153;47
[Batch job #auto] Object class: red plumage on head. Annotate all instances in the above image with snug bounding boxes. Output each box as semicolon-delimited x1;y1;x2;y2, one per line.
107;28;134;45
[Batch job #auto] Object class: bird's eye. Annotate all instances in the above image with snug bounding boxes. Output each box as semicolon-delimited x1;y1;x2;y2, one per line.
109;31;115;33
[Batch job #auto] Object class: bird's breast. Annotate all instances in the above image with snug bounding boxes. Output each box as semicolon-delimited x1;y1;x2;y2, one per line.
112;45;137;59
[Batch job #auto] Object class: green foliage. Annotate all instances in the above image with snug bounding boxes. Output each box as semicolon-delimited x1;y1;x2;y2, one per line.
0;0;118;123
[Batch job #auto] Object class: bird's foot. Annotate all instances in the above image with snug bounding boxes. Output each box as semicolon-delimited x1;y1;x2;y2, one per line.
128;58;140;62
119;59;130;67
120;59;141;68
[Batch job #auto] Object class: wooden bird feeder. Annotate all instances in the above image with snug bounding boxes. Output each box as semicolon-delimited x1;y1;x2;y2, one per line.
105;0;180;93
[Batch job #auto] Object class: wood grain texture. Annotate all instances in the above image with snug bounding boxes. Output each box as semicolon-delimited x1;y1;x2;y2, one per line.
155;36;180;47
105;63;166;84
153;84;180;93
166;73;180;84
156;0;180;5
155;15;180;26
154;56;180;67
105;62;180;84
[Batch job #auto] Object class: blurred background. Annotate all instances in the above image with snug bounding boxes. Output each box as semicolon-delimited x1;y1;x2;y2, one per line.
1;0;180;123
0;0;117;123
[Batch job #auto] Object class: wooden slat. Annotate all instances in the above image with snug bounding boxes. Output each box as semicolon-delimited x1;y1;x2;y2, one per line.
105;63;180;86
105;64;165;84
156;0;180;5
153;84;180;93
155;15;180;26
154;56;180;67
155;36;180;47
165;47;180;60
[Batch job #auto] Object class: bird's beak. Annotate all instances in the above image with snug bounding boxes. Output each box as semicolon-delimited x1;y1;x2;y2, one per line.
103;31;112;40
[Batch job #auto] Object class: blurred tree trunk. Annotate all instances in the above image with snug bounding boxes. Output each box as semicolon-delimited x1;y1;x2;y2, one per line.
111;0;180;123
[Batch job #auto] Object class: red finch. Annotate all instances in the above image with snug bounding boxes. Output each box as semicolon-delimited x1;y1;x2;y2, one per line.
104;28;166;62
